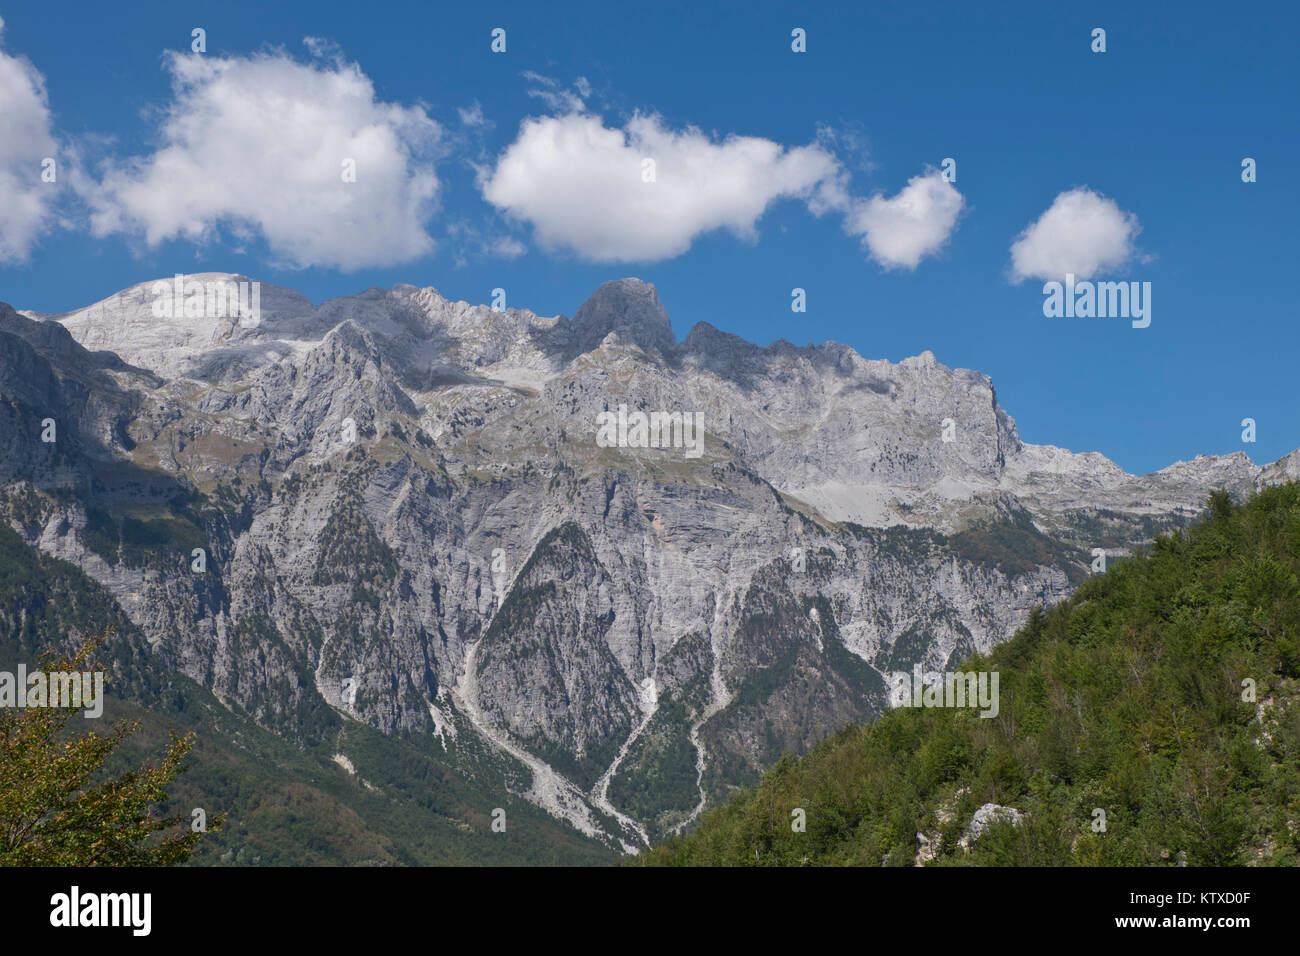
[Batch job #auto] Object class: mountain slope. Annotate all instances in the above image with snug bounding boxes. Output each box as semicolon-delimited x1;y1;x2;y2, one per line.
0;519;616;865
638;484;1300;865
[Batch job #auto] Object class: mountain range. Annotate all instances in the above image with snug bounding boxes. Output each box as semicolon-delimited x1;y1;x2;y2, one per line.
2;274;1296;855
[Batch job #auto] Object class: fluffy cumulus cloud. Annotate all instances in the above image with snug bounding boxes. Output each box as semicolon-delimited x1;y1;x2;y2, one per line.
481;110;851;263
1009;187;1140;282
0;16;59;262
845;170;964;270
88;46;441;270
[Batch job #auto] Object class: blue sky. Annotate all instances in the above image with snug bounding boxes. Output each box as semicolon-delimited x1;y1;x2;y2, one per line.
0;0;1295;475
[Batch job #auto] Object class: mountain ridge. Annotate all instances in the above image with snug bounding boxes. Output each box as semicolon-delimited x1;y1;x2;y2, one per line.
17;274;1294;518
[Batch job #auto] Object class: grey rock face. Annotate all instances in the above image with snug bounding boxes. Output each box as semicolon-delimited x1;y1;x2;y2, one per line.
567;278;677;358
2;276;1294;849
962;803;1025;850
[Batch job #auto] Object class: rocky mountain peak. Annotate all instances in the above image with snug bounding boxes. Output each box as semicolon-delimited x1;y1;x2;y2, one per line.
900;349;940;370
569;278;676;358
682;321;751;353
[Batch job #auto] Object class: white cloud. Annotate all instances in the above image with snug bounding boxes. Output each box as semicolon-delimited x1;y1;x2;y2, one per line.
444;220;527;267
1009;187;1140;282
0;16;59;262
522;72;589;113
489;235;525;259
458;101;488;128
88;46;441;270
481;110;848;262
845;170;964;270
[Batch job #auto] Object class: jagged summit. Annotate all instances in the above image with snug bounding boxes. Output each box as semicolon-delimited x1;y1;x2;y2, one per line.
568;278;676;357
900;349;939;370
